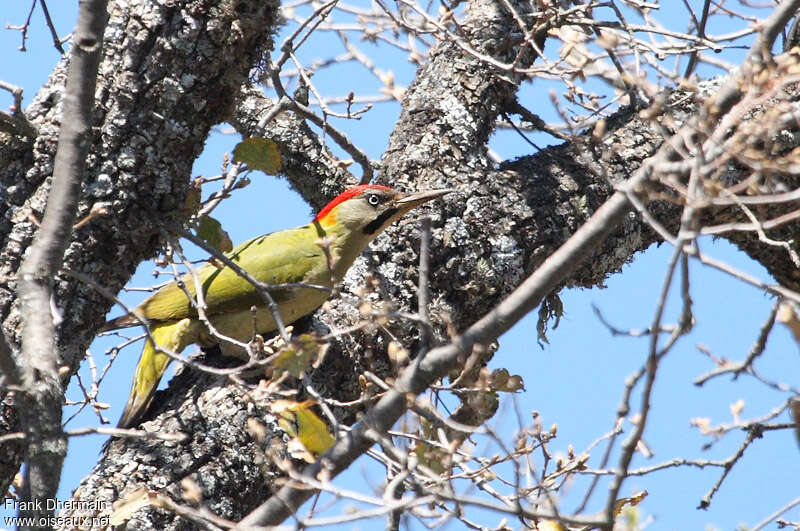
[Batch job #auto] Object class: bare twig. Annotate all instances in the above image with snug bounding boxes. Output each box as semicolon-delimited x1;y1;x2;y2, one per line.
180;229;291;343
196;162;242;219
682;0;712;77
6;0;37;51
269;69;374;183
39;0;65;54
698;428;761;509
417;217;432;352
166;235;251;352
694;303;779;385
234;142;653;528
67;425;188;443
0;80;37;138
752;495;800;531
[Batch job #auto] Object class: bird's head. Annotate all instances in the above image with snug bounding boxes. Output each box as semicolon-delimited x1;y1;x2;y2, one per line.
313;184;451;238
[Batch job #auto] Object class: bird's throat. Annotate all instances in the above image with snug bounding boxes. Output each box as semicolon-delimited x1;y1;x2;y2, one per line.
362;207;399;235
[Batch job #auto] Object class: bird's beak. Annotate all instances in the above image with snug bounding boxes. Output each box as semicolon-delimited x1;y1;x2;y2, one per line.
394;188;454;212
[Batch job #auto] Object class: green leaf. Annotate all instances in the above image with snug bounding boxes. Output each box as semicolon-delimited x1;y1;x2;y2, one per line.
182;179;202;216
273;400;335;457
414;440;446;475
196;215;233;253
272;334;324;378
233;137;282;174
490;368;525;392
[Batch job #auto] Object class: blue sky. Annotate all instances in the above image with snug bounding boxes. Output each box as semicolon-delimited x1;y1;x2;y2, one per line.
1;1;799;530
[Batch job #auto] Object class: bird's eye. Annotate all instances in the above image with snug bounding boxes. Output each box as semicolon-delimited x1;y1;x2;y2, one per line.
367;194;381;206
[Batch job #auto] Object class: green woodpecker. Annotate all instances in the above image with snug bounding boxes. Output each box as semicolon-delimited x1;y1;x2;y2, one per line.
102;185;450;428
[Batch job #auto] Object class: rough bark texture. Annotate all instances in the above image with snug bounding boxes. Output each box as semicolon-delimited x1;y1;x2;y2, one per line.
60;2;800;529
63;355;284;529
232;85;357;211
0;0;797;528
59;0;661;526
16;1;109;524
0;0;280;495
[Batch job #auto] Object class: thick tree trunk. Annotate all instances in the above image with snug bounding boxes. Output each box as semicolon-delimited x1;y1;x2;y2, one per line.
57;0;658;527
0;0;280;495
0;0;796;528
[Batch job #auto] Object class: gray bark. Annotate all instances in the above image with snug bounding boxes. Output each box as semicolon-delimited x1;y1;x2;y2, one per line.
16;0;108;524
0;0;280;497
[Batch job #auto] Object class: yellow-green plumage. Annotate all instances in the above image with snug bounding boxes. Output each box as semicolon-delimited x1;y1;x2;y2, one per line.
138;226;334;327
114;225;336;429
106;186;450;429
123;320;194;430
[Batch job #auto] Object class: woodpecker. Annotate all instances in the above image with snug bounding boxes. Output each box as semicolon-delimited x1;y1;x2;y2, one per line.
102;185;451;428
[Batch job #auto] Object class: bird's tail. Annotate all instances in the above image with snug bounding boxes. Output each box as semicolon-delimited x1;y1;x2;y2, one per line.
117;320;190;429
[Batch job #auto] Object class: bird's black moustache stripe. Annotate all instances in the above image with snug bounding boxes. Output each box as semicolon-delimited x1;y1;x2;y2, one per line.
363;207;399;235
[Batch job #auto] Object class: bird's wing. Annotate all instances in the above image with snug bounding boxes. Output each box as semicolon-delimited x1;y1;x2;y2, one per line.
134;226;328;323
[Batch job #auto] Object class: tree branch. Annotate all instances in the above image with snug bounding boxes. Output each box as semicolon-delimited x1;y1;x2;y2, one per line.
16;0;108;524
235;157;650;528
238;1;800;525
0;0;282;497
231;86;357;210
37;0;800;528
